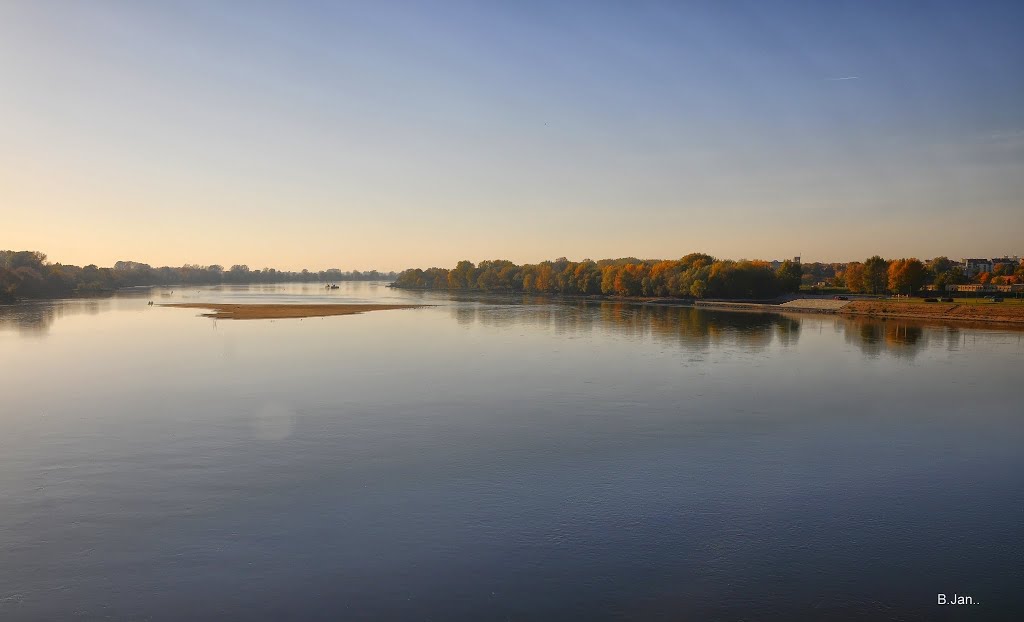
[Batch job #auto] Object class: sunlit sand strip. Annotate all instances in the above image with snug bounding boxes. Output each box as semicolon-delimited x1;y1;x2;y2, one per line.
160;303;426;320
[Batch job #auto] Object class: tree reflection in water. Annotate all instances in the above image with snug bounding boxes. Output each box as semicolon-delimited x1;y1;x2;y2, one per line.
837;316;948;359
451;299;802;352
0;299;105;337
447;297;983;361
0;294;979;363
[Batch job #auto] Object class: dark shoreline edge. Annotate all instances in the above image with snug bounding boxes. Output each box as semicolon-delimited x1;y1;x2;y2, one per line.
389;285;1024;329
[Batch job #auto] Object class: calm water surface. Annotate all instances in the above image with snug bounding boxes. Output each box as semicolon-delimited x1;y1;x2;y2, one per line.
1;283;1022;620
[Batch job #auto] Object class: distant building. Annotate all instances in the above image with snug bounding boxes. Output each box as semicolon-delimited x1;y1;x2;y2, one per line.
113;260;153;271
769;257;801;270
961;258;993;276
946;283;1024;293
947;283;986;292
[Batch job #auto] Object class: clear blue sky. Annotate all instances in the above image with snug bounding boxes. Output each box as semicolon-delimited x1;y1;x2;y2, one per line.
2;0;1022;270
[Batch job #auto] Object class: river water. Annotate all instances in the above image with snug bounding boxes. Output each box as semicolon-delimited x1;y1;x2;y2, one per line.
1;283;1021;620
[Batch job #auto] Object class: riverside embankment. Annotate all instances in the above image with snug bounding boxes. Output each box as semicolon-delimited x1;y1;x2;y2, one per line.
693;298;1024;327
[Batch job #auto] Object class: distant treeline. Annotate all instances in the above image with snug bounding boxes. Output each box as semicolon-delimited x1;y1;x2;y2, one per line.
808;256;1021;294
0;251;397;302
393;254;803;299
394;254;1024;299
838;256;1021;293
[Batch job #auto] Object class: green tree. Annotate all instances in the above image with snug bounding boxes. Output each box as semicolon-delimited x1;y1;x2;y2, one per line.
863;256;889;294
932;267;966;293
928;256;954;275
775;260;802;293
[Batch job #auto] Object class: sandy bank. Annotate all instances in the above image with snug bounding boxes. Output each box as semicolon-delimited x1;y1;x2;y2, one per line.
692;298;1024;328
160;303;425;320
841;300;1024;325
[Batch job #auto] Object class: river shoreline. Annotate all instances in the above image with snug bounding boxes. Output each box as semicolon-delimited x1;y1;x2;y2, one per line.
668;299;1024;327
390;285;1024;328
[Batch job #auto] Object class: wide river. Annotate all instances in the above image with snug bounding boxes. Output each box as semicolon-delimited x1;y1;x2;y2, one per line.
1;283;1022;620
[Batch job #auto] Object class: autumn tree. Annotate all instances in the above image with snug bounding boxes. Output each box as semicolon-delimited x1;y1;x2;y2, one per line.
612;264;644;296
476;267;499;291
533;263;554;292
393;253;823;301
447;260;476;289
600;265;618;294
842;262;865;293
572;261;601;294
887;258;926;295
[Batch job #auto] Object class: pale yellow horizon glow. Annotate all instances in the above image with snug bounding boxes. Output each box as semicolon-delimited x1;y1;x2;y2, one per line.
7;169;1021;273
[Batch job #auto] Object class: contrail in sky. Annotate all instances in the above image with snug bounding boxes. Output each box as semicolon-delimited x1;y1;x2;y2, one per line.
827;76;860;80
